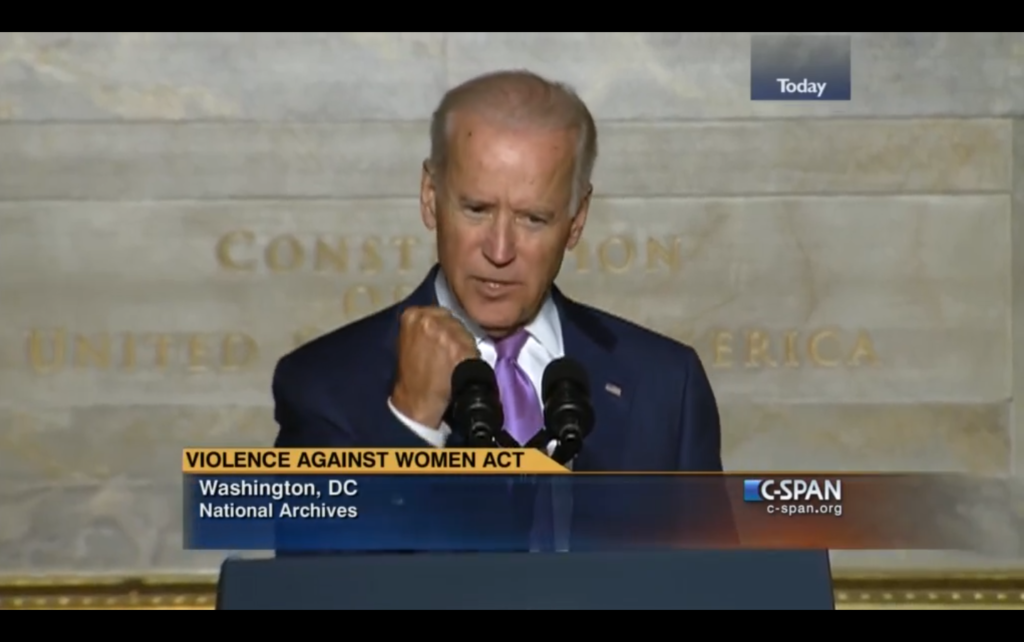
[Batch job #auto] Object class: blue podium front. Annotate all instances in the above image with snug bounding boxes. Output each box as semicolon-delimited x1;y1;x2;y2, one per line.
217;550;834;610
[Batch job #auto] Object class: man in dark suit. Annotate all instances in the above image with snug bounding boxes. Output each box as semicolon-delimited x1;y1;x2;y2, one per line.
273;69;722;472
272;70;725;549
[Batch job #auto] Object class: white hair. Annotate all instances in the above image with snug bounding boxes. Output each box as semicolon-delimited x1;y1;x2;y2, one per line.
428;70;598;214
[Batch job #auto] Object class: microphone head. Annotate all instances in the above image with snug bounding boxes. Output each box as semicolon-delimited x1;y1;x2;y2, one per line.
542;357;595;448
451;358;497;395
542;357;589;401
450;358;502;444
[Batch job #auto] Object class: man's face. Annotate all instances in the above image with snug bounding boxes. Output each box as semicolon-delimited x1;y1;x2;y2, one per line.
420;113;590;337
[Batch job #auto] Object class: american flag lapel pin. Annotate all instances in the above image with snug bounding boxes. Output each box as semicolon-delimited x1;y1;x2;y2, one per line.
604;383;621;397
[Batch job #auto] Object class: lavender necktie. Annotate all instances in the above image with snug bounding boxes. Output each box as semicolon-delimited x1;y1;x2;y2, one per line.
494;330;543;444
494;329;556;549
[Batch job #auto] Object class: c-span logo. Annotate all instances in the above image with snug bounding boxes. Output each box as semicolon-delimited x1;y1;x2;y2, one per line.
743;479;764;502
743;479;842;502
750;34;851;101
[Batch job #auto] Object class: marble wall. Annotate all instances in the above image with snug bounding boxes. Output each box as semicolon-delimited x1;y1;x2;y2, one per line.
1;32;1022;576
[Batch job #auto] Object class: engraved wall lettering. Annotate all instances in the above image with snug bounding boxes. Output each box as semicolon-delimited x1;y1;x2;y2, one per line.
26;327;880;371
645;237;682;272
26;330;260;374
597;236;634;273
846;331;879;366
74;334;111;369
215;230;256;271
265;235;303;272
707;328;880;368
565;236;683;274
340;283;418;319
215;232;432;274
27;329;64;373
222;332;259;370
215;231;686;275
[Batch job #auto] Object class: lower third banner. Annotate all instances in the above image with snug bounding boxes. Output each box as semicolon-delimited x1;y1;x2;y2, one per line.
182;472;1020;553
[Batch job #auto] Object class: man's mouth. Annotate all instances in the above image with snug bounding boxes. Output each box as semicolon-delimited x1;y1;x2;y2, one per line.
473;277;518;294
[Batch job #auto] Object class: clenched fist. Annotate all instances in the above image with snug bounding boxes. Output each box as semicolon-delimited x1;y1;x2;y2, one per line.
390;306;480;429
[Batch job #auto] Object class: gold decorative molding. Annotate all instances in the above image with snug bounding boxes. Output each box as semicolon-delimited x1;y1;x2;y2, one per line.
0;575;216;610
2;573;1024;610
834;574;1024;610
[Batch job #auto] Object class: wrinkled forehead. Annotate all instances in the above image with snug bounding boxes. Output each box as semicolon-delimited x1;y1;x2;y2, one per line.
446;112;578;180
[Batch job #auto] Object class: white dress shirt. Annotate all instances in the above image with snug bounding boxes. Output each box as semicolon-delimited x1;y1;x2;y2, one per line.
388;270;564;448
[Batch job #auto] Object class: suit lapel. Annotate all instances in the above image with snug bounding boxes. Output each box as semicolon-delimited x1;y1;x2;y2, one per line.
551;287;634;471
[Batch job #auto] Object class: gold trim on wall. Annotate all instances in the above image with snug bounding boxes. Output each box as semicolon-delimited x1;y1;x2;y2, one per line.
835;574;1024;610
0;576;216;610
3;573;1024;609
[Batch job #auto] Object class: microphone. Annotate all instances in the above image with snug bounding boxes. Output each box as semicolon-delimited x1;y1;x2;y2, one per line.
541;357;595;463
449;358;504;447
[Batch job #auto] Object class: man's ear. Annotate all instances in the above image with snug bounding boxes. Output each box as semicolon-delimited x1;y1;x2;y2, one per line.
566;184;592;250
420;160;438;230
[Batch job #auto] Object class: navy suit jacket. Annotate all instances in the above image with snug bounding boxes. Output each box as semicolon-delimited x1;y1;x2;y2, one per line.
272;267;730;550
273;266;722;473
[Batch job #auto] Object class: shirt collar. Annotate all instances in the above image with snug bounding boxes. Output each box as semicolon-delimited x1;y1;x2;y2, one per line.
434;269;563;358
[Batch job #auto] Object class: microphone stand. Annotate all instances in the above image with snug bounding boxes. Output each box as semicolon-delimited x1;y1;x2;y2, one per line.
549;440;581;465
494;427;579;465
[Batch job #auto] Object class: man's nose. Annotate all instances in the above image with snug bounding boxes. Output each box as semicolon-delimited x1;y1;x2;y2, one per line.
482;215;516;266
